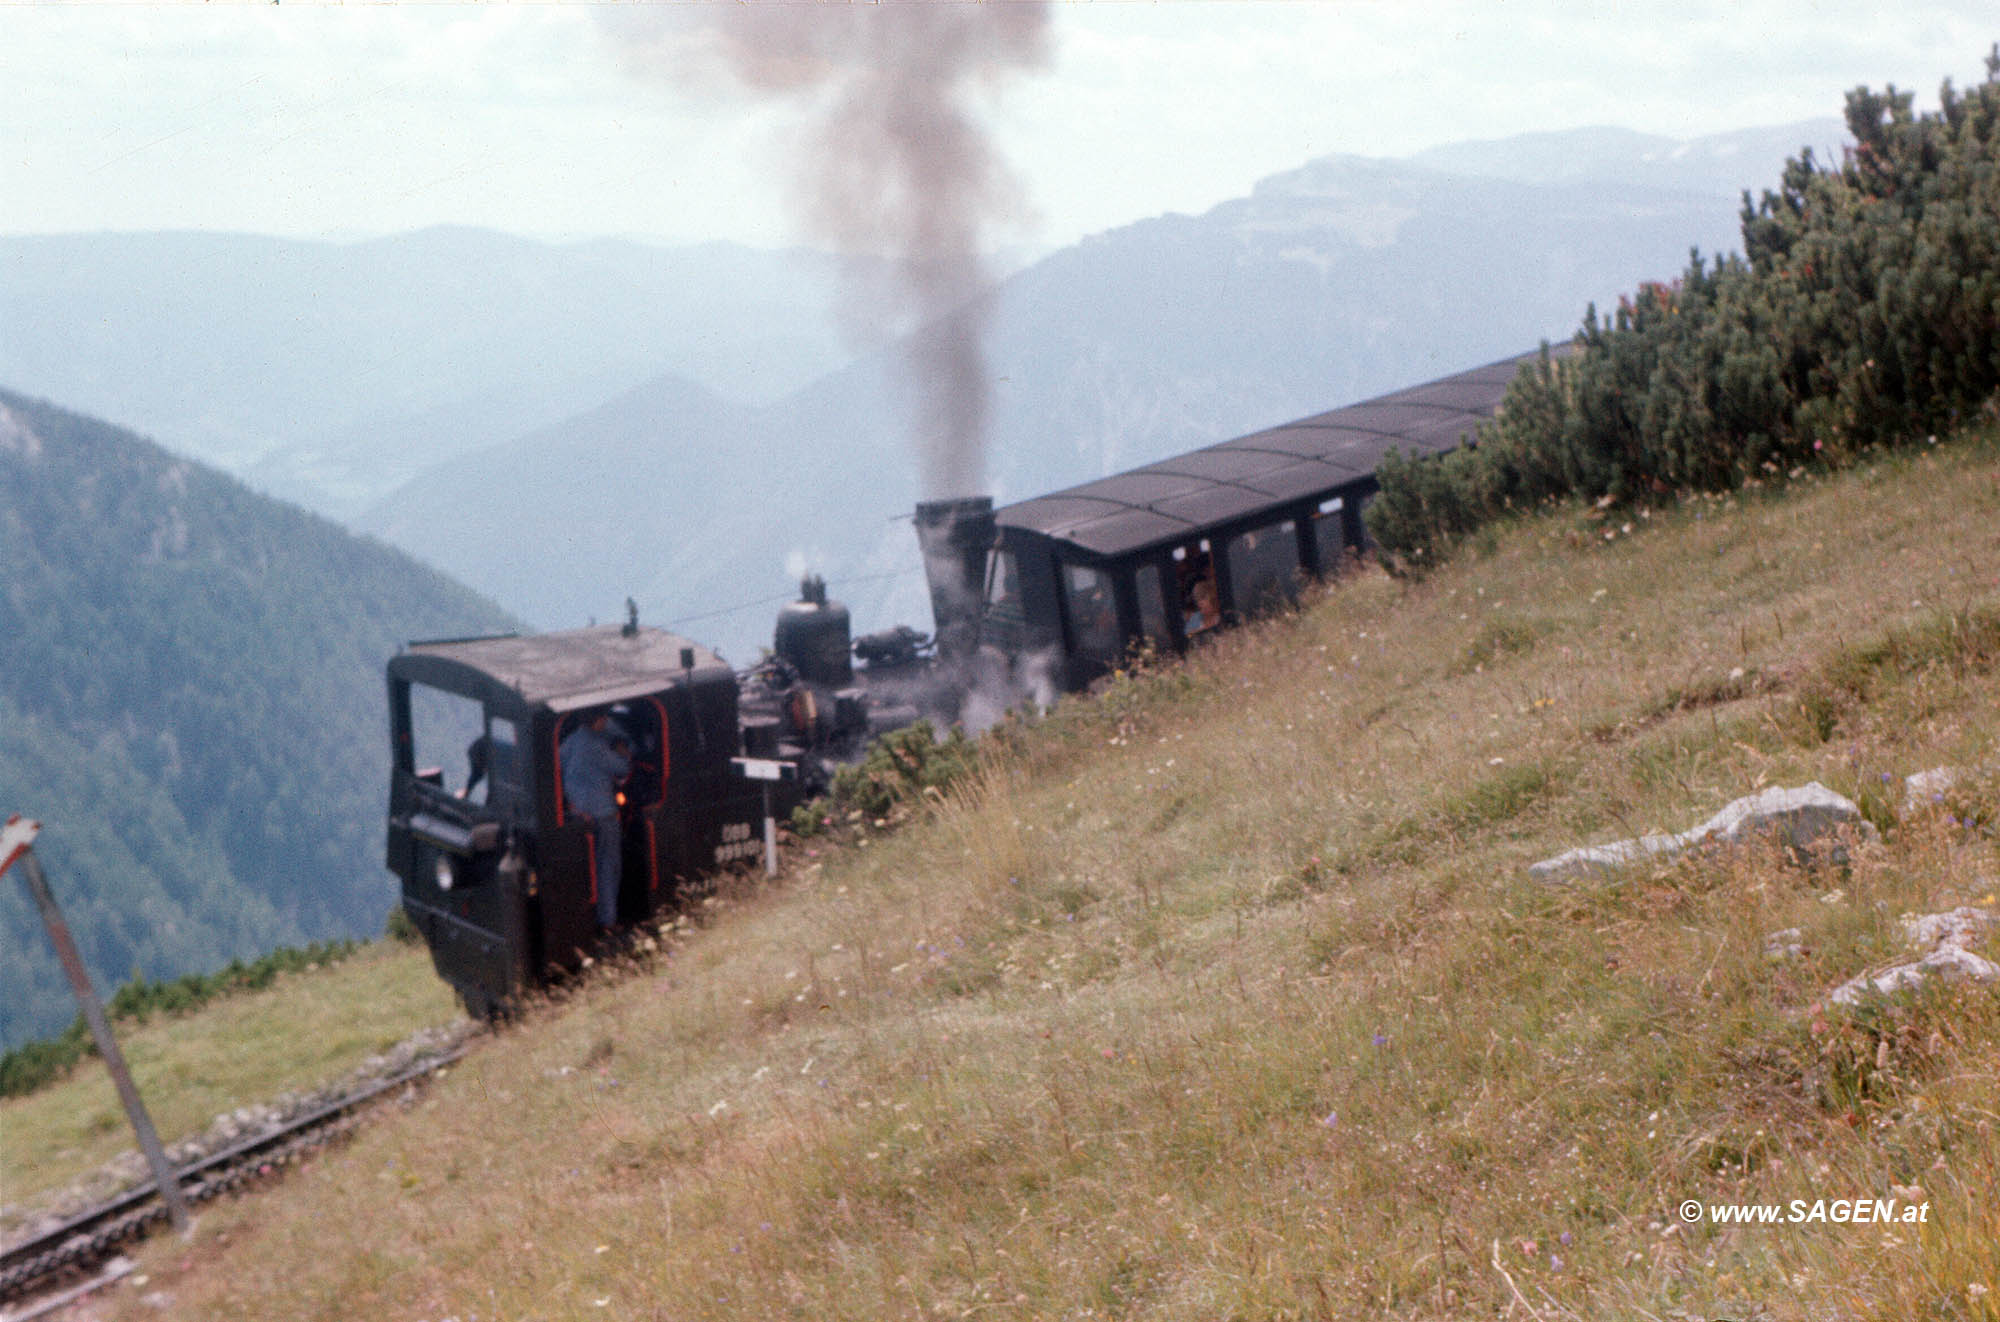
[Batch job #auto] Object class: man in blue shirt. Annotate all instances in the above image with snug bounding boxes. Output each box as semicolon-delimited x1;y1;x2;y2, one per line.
559;709;631;930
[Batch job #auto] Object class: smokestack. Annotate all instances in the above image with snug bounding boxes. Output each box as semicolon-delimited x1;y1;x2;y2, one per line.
913;496;995;663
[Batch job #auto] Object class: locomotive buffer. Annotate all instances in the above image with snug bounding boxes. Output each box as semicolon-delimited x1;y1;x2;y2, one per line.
730;756;798;877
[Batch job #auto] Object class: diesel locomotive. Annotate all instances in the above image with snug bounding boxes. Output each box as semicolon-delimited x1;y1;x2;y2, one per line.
387;348;1543;1015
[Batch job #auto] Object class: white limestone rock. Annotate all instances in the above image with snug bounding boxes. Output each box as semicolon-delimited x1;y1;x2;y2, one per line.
1529;782;1874;883
1902;766;1960;812
1684;783;1877;856
1900;906;1996;951
1828;904;2000;1007
1830;944;2000;1007
1527;832;1685;883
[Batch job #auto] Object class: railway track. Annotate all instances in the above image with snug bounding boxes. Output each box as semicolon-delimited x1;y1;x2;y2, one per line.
0;1045;467;1317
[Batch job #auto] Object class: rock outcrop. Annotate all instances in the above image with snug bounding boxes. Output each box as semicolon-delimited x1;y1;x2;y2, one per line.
1531;783;1875;884
1829;905;2000;1007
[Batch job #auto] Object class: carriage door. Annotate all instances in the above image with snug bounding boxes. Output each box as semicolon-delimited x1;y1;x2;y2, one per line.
1060;562;1122;684
1132;561;1176;654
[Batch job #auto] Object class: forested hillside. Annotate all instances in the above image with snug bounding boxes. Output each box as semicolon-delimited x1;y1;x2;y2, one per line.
0;389;516;1045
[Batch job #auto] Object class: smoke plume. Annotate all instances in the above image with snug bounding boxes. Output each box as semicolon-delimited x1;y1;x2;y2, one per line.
626;3;1048;499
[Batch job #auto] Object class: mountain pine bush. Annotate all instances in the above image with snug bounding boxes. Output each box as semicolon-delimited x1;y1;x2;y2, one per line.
1368;44;2000;568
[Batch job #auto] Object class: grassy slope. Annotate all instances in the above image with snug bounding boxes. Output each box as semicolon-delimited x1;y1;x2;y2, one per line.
95;433;2000;1320
0;943;458;1215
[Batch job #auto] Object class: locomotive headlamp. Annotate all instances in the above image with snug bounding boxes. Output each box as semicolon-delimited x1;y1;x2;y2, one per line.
435;854;454;892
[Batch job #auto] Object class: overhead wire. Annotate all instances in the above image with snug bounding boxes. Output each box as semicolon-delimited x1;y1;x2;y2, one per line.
665;565;927;629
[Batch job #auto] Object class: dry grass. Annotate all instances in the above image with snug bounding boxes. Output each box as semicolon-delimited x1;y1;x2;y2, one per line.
90;433;2000;1320
0;942;458;1212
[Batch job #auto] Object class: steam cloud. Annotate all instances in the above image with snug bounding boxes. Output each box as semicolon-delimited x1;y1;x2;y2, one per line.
626;4;1048;499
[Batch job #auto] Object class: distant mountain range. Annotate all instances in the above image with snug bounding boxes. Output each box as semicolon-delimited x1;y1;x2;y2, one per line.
0;389;517;1046
0;230;878;517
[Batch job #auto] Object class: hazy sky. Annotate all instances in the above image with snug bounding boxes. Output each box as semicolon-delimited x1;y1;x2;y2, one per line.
3;2;1995;251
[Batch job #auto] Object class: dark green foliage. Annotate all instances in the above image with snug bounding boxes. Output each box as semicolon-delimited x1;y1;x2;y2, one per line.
1368;46;2000;568
788;721;981;837
0;938;361;1098
0;388;517;1046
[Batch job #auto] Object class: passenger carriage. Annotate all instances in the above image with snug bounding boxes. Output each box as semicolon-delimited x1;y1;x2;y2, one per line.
978;350;1554;691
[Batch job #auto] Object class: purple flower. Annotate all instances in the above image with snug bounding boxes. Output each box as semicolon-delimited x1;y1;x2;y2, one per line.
1322;1110;1339;1128
1558;1231;1573;1247
1372;1032;1389;1048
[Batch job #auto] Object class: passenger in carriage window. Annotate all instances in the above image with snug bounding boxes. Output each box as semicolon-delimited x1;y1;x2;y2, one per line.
1179;554;1220;633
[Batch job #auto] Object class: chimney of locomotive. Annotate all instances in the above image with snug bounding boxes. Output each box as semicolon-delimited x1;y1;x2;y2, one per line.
912;496;996;664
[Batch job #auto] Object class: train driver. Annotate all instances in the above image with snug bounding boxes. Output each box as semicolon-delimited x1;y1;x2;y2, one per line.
560;709;632;930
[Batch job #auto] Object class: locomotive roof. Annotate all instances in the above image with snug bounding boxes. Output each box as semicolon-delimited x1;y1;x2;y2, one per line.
392;625;731;712
996;346;1564;557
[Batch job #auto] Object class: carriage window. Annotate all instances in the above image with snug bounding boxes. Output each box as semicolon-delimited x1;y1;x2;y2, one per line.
1176;546;1221;636
1225;519;1302;617
984;548;1023;623
1134;563;1172;648
407;685;487;799
1061;564;1120;659
482;717;519;794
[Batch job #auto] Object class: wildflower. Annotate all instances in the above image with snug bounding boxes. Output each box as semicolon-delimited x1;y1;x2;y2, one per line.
1322;1110;1339;1129
1372;1032;1389;1048
1559;1231;1573;1247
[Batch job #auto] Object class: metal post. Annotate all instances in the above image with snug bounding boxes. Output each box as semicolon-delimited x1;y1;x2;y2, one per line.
3;817;192;1236
761;782;778;878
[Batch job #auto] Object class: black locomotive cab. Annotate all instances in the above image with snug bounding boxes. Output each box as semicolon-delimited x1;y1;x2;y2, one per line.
385;625;760;1016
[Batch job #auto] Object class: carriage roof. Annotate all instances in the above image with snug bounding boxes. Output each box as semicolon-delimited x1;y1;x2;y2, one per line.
995;347;1564;558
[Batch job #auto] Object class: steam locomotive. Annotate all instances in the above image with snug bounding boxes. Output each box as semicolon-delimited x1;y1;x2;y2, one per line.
386;349;1539;1015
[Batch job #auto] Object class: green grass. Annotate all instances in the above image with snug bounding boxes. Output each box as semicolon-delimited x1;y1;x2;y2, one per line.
75;422;2000;1320
0;941;459;1215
